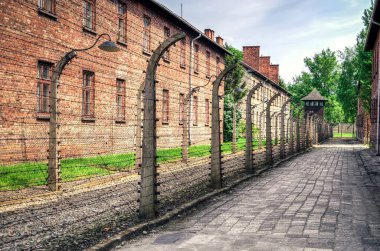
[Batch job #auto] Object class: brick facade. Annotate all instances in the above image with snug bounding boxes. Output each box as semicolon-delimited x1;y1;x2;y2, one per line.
0;0;228;164
243;46;279;84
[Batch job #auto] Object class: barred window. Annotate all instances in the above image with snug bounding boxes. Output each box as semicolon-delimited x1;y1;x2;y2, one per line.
179;93;184;125
38;0;56;14
162;89;169;124
216;56;221;74
37;61;53;115
193;96;198;125
205;98;209;125
194;44;199;73
143;15;151;52
117;1;127;43
163;26;170;61
371;98;378;124
206;51;211;77
82;71;95;118
180;39;186;67
116;79;126;121
83;0;95;30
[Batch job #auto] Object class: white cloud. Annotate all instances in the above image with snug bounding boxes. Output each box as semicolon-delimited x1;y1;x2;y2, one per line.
158;0;371;82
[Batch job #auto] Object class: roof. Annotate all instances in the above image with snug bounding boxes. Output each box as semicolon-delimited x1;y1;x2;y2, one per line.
365;0;380;51
240;61;291;96
301;88;327;101
142;0;231;55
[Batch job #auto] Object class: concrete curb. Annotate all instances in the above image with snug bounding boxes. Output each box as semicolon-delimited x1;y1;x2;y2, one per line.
88;147;312;251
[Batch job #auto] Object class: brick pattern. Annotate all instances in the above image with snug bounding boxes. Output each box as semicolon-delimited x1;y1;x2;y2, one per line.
119;139;380;251
0;0;227;163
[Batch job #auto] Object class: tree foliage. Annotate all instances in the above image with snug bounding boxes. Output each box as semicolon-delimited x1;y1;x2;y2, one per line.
223;44;247;142
287;2;373;123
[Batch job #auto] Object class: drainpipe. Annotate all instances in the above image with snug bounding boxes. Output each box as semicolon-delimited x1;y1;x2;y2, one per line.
188;33;202;145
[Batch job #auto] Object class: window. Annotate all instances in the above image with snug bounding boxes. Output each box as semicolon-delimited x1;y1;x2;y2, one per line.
205;98;209;125
194;44;199;73
319;101;324;107
162;89;169;124
193;96;198;125
83;0;95;31
163;26;170;61
180;38;186;68
82;71;95;118
116;79;126;121
143;15;151;52
206;51;211;77
216;56;220;74
179;93;184;124
37;61;53;115
305;101;309;107
310;101;314;106
117;1;127;43
371;98;378;124
38;0;56;14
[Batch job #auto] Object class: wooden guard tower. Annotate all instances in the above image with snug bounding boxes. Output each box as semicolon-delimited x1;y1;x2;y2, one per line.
301;88;327;118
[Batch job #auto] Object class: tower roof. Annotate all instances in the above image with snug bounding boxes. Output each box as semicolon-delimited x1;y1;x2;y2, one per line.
301;88;327;101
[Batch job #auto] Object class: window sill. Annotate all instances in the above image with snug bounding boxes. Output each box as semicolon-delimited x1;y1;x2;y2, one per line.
36;113;50;121
38;9;58;21
116;119;126;124
83;26;97;36
82;117;96;123
117;40;127;48
142;50;152;56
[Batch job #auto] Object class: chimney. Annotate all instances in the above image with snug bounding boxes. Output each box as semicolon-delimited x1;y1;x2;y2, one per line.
204;29;215;40
259;56;271;78
216;36;224;47
269;64;279;84
243;46;260;70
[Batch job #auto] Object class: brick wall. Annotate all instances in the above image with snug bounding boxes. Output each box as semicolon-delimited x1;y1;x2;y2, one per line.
0;0;226;164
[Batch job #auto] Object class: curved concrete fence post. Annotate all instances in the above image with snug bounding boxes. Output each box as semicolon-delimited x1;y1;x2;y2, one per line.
210;63;238;189
265;93;280;165
245;82;263;173
139;32;186;220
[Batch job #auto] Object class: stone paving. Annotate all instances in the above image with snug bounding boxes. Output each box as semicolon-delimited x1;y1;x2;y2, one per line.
116;139;380;251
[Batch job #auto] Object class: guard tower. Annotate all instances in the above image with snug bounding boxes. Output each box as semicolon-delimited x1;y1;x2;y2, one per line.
301;88;327;118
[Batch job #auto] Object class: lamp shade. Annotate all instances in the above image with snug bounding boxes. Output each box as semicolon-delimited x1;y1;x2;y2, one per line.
98;41;120;52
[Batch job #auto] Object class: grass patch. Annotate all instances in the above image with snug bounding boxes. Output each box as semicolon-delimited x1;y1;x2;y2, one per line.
333;133;355;138
0;138;269;191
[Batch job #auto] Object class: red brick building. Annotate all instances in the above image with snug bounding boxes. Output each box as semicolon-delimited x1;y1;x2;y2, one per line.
0;0;229;164
365;0;380;153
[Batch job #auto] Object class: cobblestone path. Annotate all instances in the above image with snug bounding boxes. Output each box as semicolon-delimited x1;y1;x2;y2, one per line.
117;139;380;251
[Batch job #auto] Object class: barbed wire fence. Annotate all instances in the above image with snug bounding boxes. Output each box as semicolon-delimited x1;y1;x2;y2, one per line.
0;6;333;249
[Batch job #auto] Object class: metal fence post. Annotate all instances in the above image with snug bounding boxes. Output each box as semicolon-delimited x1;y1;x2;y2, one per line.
265;93;280;165
245;82;262;172
139;32;185;220
210;64;237;189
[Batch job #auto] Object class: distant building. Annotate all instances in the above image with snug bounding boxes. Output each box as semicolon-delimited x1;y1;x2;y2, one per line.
365;0;380;153
301;88;327;119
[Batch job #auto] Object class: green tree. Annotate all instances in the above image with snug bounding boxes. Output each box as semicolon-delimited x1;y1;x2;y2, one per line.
223;44;247;142
288;49;340;122
355;3;373;112
337;47;358;122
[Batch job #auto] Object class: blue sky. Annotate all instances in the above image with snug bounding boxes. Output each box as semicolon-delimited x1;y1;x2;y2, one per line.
157;0;371;82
